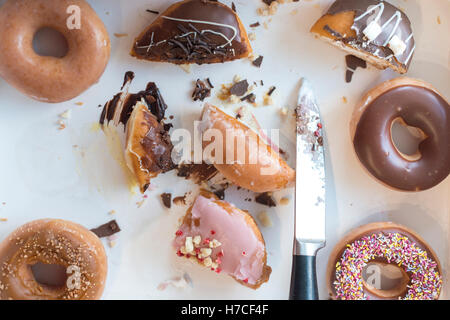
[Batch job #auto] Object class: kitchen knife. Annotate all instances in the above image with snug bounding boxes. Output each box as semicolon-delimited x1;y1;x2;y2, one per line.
289;78;326;300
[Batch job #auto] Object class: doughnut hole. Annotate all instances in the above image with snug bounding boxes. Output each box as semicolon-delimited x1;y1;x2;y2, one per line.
362;262;409;298
32;27;69;58
390;117;427;161
30;262;68;288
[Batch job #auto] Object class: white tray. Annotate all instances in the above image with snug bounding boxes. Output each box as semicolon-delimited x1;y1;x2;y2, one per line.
0;0;448;299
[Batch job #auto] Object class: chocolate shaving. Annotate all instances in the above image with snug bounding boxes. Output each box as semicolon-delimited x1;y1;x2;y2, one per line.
206;78;214;88
121;71;135;90
250;22;260;28
262;0;277;5
232;2;236;12
255;192;276;207
230;80;249;96
267;86;276;96
252;56;264;68
345;55;367;83
91;220;121;238
161;193;172;209
173;195;186;205
241;93;256;103
146;9;159;15
192;79;212;101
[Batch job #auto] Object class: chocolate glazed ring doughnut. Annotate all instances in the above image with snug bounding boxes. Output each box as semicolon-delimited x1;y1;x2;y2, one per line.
0;219;107;300
327;222;442;300
351;77;450;191
0;0;110;103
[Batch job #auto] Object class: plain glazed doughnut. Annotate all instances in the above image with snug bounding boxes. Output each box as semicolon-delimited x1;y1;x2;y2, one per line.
351;77;450;192
327;222;442;300
0;219;107;300
174;191;271;289
0;0;110;103
199;104;295;193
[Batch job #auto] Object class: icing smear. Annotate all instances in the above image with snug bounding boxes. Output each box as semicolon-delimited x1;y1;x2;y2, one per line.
174;195;266;285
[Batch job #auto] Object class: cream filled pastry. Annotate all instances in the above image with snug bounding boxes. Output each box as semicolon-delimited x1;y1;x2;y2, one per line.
174;191;271;289
100;72;175;193
311;0;415;74
199;104;295;193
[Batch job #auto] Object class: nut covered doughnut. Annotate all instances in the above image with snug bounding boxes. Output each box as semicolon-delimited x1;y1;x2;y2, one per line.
0;0;110;103
327;222;442;300
351;77;450;191
0;219;107;300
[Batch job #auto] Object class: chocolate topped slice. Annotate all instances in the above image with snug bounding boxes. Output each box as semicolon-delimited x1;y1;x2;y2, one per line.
131;0;252;65
100;72;175;194
311;0;415;74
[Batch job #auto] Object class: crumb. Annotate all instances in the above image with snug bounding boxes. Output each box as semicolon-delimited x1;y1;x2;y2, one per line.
114;33;128;38
342;96;348;103
108;240;116;248
229;94;241;104
258;211;273;227
248;33;256;41
290;9;298;15
279;197;290;205
250;22;260;28
136;198;146;208
0;218;7;222
233;75;242;83
263;94;273;106
263;21;270;30
57;120;66;130
108;210;116;215
179;64;191;74
437;16;441;24
59;110;72;119
279;107;288;116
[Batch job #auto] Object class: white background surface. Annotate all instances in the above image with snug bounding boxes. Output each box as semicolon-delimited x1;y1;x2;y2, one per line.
0;0;449;299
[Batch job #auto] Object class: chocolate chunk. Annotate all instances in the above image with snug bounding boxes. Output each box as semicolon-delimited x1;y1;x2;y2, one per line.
255;192;276;207
192;79;212;101
241;93;256;103
176;163;218;184
263;0;277;5
121;71;135;90
161;193;172;208
252;56;264;68
345;55;367;83
206;78;214;88
250;22;260;28
232;2;236;12
230;80;249;96
91;220;121;238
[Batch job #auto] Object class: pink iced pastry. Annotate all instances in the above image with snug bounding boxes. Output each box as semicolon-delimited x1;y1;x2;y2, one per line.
174;191;271;289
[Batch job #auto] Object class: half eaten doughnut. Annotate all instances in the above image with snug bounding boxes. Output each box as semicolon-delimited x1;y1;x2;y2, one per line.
131;0;252;64
174;191;271;289
199;104;295;193
311;0;415;74
100;72;175;193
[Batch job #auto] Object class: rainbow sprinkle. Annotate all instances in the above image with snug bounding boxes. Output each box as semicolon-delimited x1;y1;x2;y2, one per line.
334;232;442;300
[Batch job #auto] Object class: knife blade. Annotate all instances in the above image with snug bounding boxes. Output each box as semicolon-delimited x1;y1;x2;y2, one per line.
289;78;326;300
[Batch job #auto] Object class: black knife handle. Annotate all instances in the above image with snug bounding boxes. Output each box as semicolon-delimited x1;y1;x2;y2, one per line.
289;254;319;300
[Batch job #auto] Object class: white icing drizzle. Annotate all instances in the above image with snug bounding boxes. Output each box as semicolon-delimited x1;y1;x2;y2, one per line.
381;11;402;46
161;15;237;48
353;1;413;64
354;2;385;22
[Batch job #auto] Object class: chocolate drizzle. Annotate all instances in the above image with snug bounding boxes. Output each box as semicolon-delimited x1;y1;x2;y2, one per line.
319;0;415;72
131;0;250;64
353;85;450;191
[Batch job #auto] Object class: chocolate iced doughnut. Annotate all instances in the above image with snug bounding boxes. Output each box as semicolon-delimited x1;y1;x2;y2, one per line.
351;78;450;191
0;219;107;300
327;222;442;300
311;0;415;74
131;0;252;64
0;0;110;103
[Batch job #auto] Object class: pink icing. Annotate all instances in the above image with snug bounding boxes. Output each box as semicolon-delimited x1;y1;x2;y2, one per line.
174;195;266;285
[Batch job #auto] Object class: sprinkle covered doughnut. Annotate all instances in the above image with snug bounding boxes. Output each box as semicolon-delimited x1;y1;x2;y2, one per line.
0;219;107;300
0;0;110;103
351;77;450;191
327;222;442;300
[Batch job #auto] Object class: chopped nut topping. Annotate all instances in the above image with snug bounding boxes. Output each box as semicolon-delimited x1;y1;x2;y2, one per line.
209;239;222;249
185;237;194;253
203;257;212;267
193;235;201;246
258;211;273;227
199;248;212;258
